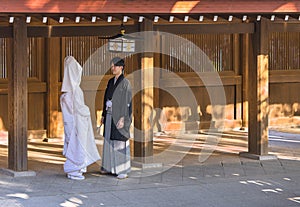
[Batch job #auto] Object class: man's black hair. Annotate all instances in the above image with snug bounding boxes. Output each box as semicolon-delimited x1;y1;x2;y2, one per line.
110;57;125;68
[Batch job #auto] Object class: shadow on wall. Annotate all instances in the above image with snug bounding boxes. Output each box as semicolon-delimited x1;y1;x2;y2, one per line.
156;102;300;132
0;117;5;131
159;107;192;133
269;103;300;127
50;111;64;138
147;105;242;134
206;104;242;129
2;102;299;141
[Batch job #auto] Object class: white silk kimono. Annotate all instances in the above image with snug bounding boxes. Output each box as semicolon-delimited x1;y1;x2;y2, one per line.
60;56;100;175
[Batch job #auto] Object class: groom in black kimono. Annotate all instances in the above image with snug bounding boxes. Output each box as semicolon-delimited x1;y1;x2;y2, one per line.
100;57;132;179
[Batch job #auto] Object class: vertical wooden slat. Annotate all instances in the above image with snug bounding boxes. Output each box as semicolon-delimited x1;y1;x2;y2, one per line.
233;34;240;120
277;32;280;70
268;31;300;71
8;17;28;171
232;34;242;119
241;33;249;128
269;32;272;71
284;32;287;70
166;33;233;73
0;38;3;78
62;36;143;76
277;32;279;70
37;38;44;80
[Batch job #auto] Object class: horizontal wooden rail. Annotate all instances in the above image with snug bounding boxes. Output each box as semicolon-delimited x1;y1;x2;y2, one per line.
0;81;46;94
160;71;241;88
269;70;300;83
0;70;299;93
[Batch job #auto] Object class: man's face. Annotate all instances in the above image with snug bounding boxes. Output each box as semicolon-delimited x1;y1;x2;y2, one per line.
111;64;123;75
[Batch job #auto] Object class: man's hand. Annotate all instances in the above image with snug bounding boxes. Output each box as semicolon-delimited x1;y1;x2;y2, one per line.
116;117;124;129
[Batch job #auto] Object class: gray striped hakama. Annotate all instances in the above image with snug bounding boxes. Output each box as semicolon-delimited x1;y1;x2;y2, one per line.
101;106;131;175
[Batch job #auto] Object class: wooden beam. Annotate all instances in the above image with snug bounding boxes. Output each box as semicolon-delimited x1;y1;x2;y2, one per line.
160;73;241;87
3;19;300;38
154;23;254;34
0;22;265;38
8;17;28;171
268;23;300;32
29;24;139;37
0;25;139;38
0;26;12;38
27;26;49;37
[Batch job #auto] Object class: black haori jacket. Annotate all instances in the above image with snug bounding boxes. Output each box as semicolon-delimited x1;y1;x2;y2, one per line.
102;74;132;141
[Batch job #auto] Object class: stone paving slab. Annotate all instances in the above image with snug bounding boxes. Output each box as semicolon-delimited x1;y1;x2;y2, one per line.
222;162;246;178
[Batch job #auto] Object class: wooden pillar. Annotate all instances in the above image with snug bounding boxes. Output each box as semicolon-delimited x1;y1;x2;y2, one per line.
153;36;161;132
8;17;28;171
133;19;154;163
241;33;249;128
240;18;276;160
46;38;61;138
233;34;241;121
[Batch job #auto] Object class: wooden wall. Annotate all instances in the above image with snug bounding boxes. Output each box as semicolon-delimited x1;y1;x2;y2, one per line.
0;23;300;137
0;38;47;134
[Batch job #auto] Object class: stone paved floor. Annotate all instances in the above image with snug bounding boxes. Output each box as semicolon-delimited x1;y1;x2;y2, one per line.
0;129;300;207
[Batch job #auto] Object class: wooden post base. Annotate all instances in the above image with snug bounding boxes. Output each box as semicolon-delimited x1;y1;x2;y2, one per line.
239;152;277;160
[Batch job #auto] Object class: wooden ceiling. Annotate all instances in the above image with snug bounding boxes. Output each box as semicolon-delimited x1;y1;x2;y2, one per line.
1;0;300;13
0;1;300;26
0;13;300;27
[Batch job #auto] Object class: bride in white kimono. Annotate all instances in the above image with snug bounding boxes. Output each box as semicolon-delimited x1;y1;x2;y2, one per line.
60;56;101;180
